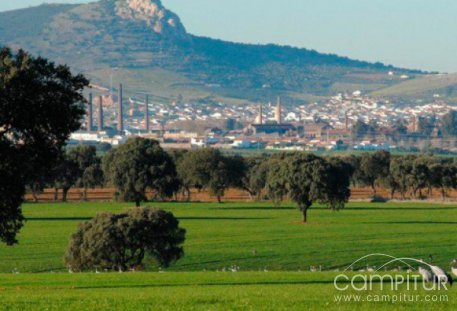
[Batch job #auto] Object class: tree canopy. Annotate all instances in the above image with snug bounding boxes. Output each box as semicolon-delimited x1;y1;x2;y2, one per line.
65;207;186;271
0;47;88;245
103;138;178;206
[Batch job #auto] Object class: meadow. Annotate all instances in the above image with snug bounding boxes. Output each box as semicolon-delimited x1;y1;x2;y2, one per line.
1;201;457;310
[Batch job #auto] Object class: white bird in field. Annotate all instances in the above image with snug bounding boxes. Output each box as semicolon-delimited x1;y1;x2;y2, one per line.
68;266;73;274
451;260;457;278
418;266;433;283
95;268;100;274
430;265;453;286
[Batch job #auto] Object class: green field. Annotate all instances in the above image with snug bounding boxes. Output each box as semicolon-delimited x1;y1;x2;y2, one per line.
1;201;457;310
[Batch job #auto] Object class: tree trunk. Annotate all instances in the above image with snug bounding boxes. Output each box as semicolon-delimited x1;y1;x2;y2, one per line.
390;188;395;200
135;199;141;207
54;188;59;202
217;195;222;204
186;188;191;202
32;186;39;203
302;207;308;224
62;188;69;202
441;188;446;201
371;183;377;196
83;187;88;201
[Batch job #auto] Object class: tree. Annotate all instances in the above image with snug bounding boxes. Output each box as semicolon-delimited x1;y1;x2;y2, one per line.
49;146;100;202
176;148;218;199
51;153;80;202
0;47;88;244
338;155;360;187
80;161;104;200
265;155;289;207
441;111;457;137
430;162;457;200
321;158;353;210
418;117;434;137
241;156;270;200
65;207;186;271
285;154;326;222
358;151;391;195
70;145;104;200
352;120;377;140
103;138;178;206
209;155;246;203
176;149;243;203
409;156;430;199
389;155;414;199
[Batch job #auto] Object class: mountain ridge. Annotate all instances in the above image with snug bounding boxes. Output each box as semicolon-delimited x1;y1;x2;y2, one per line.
0;0;426;104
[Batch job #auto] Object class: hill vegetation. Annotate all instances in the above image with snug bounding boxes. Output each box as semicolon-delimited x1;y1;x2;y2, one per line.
0;0;422;104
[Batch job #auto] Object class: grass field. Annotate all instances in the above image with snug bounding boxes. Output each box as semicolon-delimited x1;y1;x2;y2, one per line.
1;272;455;310
1;201;457;310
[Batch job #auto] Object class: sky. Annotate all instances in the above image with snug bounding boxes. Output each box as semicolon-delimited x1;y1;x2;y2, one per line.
1;0;457;73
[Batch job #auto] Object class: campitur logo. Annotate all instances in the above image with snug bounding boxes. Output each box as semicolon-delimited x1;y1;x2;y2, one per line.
333;254;454;303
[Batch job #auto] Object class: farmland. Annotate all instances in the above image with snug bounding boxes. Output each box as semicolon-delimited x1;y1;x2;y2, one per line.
0;201;457;310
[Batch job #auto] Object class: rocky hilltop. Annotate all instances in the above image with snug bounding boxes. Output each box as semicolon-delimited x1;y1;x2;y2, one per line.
0;0;421;104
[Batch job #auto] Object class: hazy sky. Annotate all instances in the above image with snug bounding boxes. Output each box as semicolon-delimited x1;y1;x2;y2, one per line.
1;0;457;72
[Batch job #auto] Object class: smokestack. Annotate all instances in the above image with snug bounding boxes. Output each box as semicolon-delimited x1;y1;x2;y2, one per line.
275;96;282;124
145;95;150;132
257;104;263;125
87;93;93;132
98;95;104;133
117;84;124;134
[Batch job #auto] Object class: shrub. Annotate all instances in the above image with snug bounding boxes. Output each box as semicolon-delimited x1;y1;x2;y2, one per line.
65;207;186;271
370;195;388;203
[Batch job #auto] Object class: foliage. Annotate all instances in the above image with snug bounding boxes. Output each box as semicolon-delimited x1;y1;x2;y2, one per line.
265;155;289;207
176;149;243;203
441;110;457;137
103;138;178;206
0;47;88;244
241;156;270;200
267;153;352;222
65;207;186;271
357;151;391;195
0;1;419;105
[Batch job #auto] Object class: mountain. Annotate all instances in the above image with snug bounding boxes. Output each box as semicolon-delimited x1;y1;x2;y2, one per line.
0;0;423;104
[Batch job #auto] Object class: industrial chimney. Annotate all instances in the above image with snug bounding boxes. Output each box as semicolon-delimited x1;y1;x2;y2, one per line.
275;96;282;124
87;93;93;132
256;104;263;125
98;95;104;133
117;84;124;134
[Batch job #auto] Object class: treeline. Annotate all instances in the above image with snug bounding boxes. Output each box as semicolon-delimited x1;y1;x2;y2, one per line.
29;138;457;222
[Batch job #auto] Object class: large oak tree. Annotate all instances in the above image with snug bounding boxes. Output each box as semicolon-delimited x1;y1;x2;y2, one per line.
0;47;88;245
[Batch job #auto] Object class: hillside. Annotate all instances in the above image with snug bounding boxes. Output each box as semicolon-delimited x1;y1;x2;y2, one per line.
371;73;457;102
0;0;422;104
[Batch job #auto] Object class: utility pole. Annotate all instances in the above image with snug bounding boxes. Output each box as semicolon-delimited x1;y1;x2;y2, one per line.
117;84;124;134
145;95;150;132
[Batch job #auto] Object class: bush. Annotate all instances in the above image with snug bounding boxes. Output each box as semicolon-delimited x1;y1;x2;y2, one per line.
64;207;186;271
370;195;388;203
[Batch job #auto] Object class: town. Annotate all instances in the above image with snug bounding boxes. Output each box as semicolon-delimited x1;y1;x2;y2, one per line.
71;84;457;153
